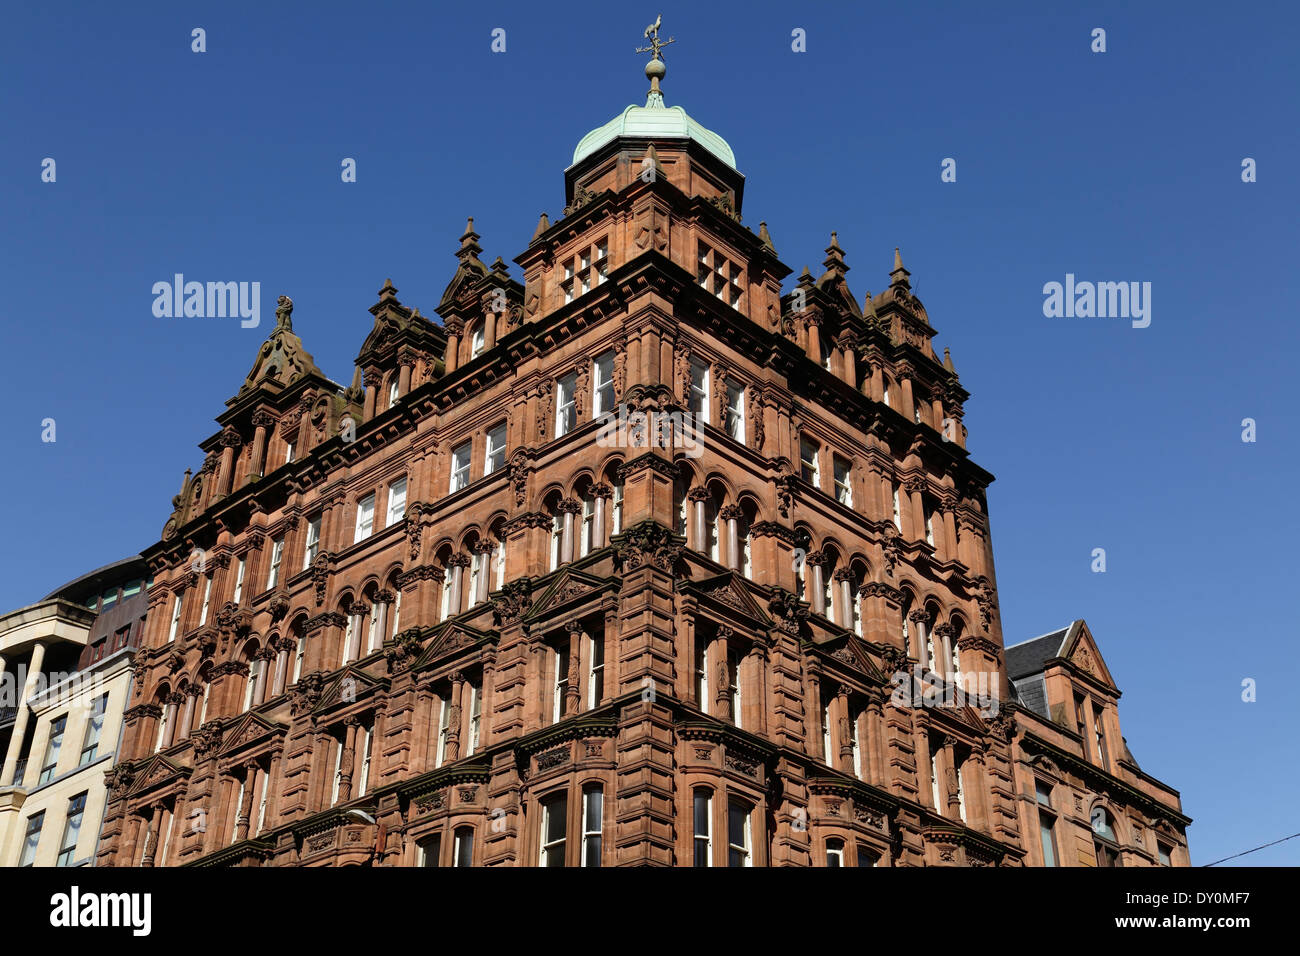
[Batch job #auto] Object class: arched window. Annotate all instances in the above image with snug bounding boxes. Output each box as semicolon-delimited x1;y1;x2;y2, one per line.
692;788;713;867
826;838;845;867
1091;806;1121;867
581;784;604;867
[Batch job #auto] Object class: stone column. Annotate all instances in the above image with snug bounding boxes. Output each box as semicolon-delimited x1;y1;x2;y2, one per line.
139;804;161;867
806;551;826;617
836;688;853;772
805;314;822;366
473;544;494;605
337;719;359;803
363;368;380;421
559;498;581;564
216;428;241;497
178;688;197;743
448;554;471;616
444;675;464;763
249;410;275;479
397;347;416;397
688;487;709;552
833;568;855;631
712;628;733;722
1;641;46;784
591;483;612;547
565;622;583;716
444;318;464;375
235;764;257;842
720;505;743;570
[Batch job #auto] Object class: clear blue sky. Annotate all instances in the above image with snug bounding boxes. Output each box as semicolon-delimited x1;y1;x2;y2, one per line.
2;1;1295;865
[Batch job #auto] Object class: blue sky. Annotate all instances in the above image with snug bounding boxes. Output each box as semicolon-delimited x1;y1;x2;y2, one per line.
1;1;1296;865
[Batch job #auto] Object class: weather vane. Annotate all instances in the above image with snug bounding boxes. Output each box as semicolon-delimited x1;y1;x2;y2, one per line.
635;14;675;60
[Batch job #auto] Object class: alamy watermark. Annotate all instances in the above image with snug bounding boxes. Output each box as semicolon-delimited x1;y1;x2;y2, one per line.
889;666;1000;718
152;275;261;328
596;404;705;458
1042;274;1151;328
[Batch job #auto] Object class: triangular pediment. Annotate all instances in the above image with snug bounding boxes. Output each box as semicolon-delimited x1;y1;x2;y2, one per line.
682;572;773;628
1058;620;1116;690
126;753;190;798
311;666;390;714
412;622;495;670
218;711;288;756
523;568;616;621
816;633;885;681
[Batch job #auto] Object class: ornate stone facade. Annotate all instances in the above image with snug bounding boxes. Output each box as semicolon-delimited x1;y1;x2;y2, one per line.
92;51;1187;869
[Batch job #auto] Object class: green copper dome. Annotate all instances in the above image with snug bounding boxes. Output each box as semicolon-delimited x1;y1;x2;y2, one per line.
571;59;736;169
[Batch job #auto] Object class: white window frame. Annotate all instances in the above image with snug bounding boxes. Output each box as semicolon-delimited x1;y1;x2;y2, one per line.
354;494;375;543
267;537;284;589
386;477;407;526
357;726;373;798
800;438;820;487
303;516;321;571
555;372;578;437
468;682;482;755
833;456;853;507
592;351;615;417
485;424;507;475
552;646;568;724
689;358;710;425
586;632;604;710
539;793;568;867
436;698;450;768
233;557;245;604
724;382;745;442
693;789;712;867
199;575;213;626
449;442;472;493
388;378;399;409
581;786;603;867
727;801;752;868
167;593;183;643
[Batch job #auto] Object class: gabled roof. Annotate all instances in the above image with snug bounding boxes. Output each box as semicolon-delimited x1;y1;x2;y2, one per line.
1005;626;1072;681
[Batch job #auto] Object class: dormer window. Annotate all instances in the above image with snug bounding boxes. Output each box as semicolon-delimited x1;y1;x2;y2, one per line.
470;325;485;359
560;239;609;304
695;243;743;310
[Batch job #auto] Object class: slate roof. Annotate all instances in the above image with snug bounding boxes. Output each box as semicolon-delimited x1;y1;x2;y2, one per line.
1005;626;1072;681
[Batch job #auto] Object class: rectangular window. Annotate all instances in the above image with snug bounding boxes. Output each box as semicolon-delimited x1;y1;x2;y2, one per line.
849;713;862;779
592;351;615;417
586;633;605;710
199;575;213;626
693;789;712;867
39;715;67;784
552;646;570;724
303;517;321;570
724;382;745;442
595;239;608;284
449;442;472;492
800;438;820;487
1039;812;1058;867
470;325;485;359
727;801;752;867
293;636;305;684
285;441;296;464
267;536;284;588
168;593;183;642
822;697;833;765
485;424;507;475
833;456;853;506
386;477;407;525
79;694;108;766
453;828;473;867
892;486;902;531
467;681;482;755
728;647;743;729
540;793;568;867
233;558;245;604
19;812;44;867
388;378;400;408
580;495;595;557
1094;706;1110;767
57;793;88;867
1157;842;1172;866
357;727;373;798
436;697;450;768
582;787;603;867
694;643;708;714
826;839;845;867
1036;781;1053;808
330;740;343;806
420;834;442;867
556;372;578;437
689;358;710;424
354;494;376;542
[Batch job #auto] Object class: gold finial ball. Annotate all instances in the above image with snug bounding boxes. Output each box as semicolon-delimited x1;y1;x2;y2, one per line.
645;57;666;82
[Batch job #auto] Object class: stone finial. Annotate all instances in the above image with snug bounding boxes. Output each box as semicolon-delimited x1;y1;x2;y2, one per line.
758;221;776;254
533;212;550;241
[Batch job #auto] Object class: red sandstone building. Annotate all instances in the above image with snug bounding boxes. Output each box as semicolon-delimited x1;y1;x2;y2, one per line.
94;41;1189;868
